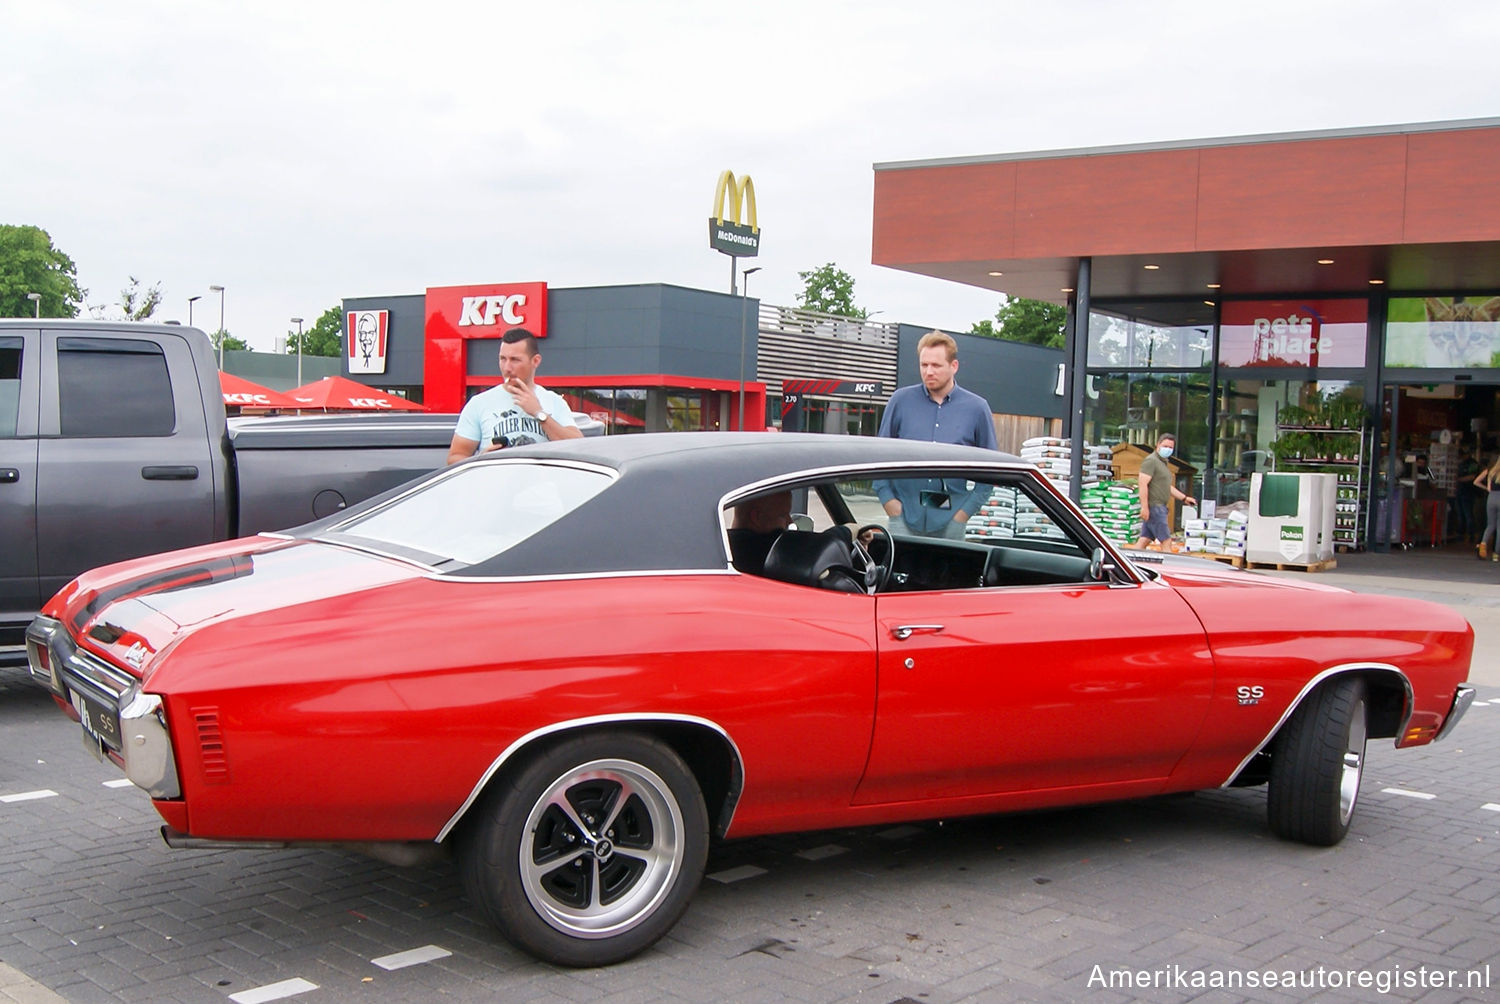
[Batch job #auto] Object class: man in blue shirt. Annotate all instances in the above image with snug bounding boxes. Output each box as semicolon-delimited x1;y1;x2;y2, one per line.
875;331;997;538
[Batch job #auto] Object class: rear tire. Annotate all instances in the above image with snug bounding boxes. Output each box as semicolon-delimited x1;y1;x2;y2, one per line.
1267;676;1368;846
458;732;708;966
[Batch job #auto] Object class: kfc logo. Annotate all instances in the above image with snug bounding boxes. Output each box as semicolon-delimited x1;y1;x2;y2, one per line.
459;294;528;327
346;310;390;375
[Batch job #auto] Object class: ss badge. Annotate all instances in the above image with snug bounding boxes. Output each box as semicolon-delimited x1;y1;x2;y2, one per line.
1237;685;1265;706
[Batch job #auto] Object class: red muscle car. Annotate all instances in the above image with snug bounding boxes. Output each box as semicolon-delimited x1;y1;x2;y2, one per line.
26;433;1475;966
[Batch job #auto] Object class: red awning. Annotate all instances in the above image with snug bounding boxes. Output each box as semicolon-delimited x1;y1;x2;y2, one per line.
285;375;425;411
219;371;299;410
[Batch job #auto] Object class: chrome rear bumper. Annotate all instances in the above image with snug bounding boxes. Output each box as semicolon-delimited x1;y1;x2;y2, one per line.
1435;684;1477;742
26;616;181;799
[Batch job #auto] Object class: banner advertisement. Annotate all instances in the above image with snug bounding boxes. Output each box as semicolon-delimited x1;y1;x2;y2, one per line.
1384;295;1500;368
1218;299;1367;369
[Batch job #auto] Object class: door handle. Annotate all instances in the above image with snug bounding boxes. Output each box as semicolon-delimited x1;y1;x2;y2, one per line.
0;468;17;484
141;465;199;481
890;624;944;641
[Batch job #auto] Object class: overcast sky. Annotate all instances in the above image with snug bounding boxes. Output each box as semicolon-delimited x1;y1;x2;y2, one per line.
6;1;1500;353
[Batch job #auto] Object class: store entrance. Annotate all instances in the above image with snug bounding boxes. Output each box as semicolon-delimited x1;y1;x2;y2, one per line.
1376;382;1500;551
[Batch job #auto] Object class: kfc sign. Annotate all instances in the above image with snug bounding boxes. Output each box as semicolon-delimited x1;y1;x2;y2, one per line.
425;282;548;341
1219;299;1367;368
459;294;528;327
346;309;389;374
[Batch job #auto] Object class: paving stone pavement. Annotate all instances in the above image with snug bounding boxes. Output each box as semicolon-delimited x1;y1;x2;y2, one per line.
1;665;1497;1003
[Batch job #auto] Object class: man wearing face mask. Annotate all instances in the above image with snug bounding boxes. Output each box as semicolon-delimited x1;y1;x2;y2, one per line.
1135;433;1196;549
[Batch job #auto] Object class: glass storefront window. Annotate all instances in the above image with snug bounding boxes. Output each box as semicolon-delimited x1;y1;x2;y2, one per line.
1212;379;1365;505
1385;295;1500;368
1088;304;1214;369
571;388;648;434
800;398;882;436
666;393;703;431
1219;299;1367;368
1084;371;1211;471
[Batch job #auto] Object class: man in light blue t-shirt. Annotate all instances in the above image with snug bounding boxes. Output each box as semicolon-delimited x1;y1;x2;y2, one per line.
445;329;582;464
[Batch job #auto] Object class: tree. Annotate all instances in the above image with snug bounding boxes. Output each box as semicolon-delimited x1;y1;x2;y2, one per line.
0;224;84;317
286;305;343;357
211;329;249;353
119;276;163;320
971;296;1068;348
796;263;867;319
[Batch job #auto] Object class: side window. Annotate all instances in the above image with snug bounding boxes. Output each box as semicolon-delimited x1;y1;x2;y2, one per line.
0;338;20;438
966;482;1082;550
57;337;175;437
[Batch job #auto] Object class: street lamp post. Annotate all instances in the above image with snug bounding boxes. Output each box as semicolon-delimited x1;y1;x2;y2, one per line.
26;292;41;318
290;317;304;385
188;295;201;328
209;285;226;368
737;266;762;431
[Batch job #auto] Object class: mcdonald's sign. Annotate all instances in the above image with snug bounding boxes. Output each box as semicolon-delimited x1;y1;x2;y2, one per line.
709;169;760;257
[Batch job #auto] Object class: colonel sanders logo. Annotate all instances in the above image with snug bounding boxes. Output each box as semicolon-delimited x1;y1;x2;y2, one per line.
346;310;389;374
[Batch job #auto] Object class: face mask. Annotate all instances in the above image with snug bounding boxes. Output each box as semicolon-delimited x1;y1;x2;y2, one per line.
1159;446;1173;459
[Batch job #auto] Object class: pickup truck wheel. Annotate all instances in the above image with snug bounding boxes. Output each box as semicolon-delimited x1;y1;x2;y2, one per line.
1267;676;1368;846
459;733;708;967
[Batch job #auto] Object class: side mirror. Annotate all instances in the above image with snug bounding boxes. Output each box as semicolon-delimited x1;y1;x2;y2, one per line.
789;514;813;532
1089;547;1106;582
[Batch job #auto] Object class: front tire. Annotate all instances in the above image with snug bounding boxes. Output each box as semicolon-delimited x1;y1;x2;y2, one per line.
459;733;708;966
1267;676;1368;846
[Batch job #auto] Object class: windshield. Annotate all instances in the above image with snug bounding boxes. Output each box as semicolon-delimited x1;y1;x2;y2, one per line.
326;461;613;566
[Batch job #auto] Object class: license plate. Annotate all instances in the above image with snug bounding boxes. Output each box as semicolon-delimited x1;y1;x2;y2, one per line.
71;689;122;751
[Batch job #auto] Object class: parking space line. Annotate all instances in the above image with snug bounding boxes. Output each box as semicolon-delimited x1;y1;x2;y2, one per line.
372;945;452;971
103;778;133;788
228;977;318;1003
708;865;767;883
1482;803;1500;813
0;790;58;803
1380;787;1437;800
796;844;849;861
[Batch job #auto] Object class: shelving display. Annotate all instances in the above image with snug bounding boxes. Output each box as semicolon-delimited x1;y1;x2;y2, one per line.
1270;422;1370;551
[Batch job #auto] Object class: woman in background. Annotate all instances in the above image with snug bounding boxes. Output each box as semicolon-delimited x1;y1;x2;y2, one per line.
1473;455;1500;560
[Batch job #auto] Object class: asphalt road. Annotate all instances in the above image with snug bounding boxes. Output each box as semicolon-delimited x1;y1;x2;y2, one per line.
1;589;1497;1003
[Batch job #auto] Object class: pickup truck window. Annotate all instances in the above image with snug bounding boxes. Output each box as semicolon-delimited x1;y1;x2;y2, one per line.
57;337;175;437
0;338;19;438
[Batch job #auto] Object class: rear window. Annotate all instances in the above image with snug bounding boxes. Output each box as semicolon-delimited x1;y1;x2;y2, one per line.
326;461;612;566
0;337;20;438
58;337;175;437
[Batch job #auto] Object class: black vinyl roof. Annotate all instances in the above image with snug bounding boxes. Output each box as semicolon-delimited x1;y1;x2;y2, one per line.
308;432;1031;577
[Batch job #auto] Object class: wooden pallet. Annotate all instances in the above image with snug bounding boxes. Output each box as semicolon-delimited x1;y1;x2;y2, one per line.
1244;557;1338;572
1192;551;1245;569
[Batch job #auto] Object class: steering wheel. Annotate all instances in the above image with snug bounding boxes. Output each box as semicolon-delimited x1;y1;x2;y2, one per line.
852;523;895;594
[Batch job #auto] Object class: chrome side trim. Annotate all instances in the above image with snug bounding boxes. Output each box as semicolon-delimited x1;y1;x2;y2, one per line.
1219;662;1411;787
1435;685;1477;742
434;713;746;843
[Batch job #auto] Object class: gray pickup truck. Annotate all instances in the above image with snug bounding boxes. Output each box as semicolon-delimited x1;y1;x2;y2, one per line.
1;320;540;663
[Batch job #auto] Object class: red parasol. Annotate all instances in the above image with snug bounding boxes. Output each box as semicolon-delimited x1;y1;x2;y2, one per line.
285;375;425;411
219;371;299;410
